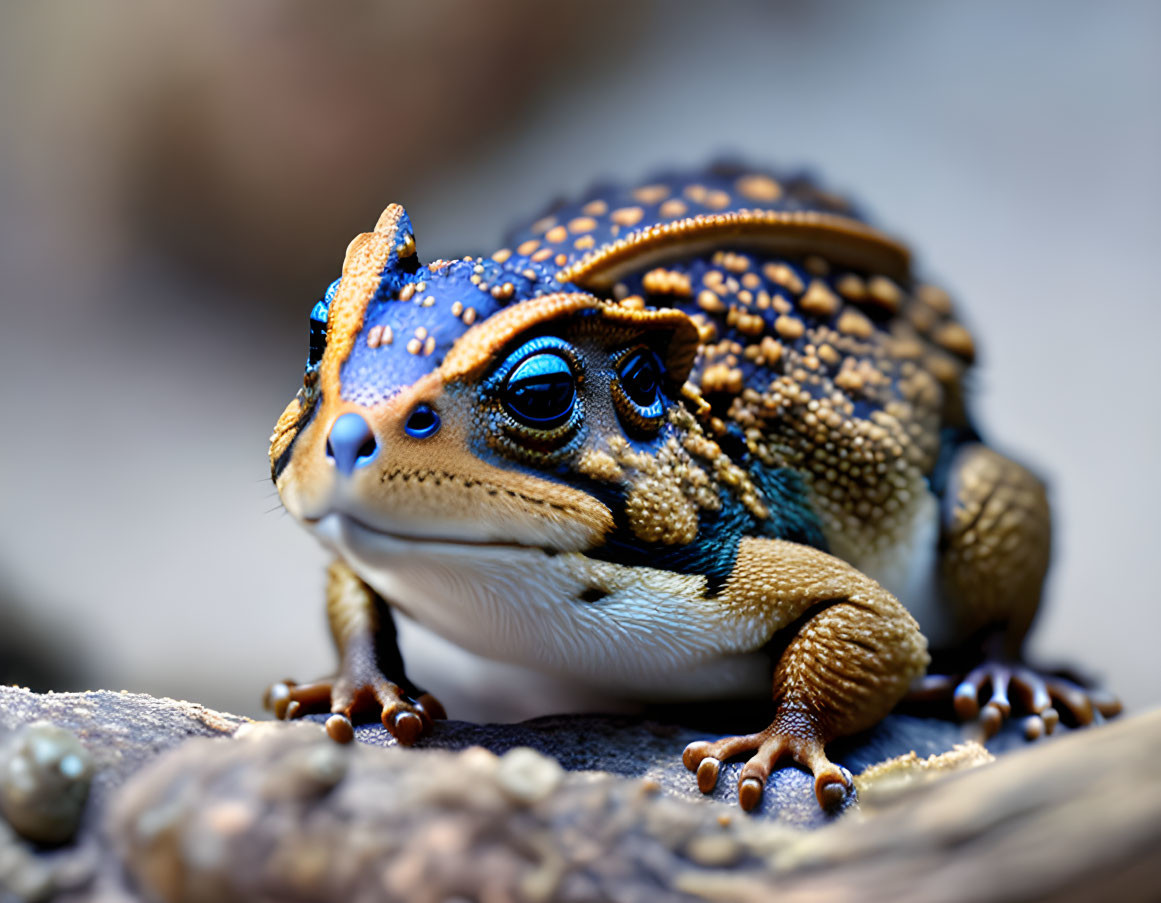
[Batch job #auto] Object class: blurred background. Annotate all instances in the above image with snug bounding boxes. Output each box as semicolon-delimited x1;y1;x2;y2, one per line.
1;1;1158;720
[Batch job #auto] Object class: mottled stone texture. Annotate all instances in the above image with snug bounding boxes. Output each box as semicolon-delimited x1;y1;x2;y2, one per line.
0;685;1159;902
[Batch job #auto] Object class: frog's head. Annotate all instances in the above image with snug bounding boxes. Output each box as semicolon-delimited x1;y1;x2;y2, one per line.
270;205;702;561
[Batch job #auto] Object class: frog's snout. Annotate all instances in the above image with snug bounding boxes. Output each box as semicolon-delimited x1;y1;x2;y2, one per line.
326;412;378;477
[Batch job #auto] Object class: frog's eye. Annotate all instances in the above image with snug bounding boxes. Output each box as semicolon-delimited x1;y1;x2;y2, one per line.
503;351;577;429
612;346;666;432
306;279;341;371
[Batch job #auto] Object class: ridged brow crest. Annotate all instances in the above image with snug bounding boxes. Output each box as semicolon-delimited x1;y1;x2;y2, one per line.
438;293;700;387
318;204;417;403
557;209;911;290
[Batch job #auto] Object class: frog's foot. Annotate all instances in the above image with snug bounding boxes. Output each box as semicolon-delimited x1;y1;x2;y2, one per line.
911;664;1122;740
263;674;446;746
682;718;850;812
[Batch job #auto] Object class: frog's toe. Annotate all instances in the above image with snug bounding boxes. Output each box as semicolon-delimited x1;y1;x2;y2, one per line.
324;713;355;744
683;733;765;794
922;662;1121;739
683;728;851;812
263;674;445;745
736;733;851;812
263;679;337;720
352;681;446;746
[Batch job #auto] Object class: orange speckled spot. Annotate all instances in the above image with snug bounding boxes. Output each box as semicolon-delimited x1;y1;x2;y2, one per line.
736;312;765;336
684;184;709;204
837;308;873;338
866;275;902;312
933;323;976;361
659;199;688;219
759;335;782;363
799;279;840;317
926;352;961;384
917;283;954;314
423;335;436;355
545;225;568;244
555;253;569;267
568;216;598;234
530;216;556;235
735;174;783;202
775;315;804;340
517;239;540;256
836;274;866;301
574;235;595;250
763;262;805;295
406;337;422;355
611;206;645;227
697;290;726;314
582;199;608;217
532;247;554;263
704;189;731;210
633;184;669;205
492;248;512;264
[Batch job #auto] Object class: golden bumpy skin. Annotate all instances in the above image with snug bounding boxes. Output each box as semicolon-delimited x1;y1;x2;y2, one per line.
684;538;927;809
267;163;1117;810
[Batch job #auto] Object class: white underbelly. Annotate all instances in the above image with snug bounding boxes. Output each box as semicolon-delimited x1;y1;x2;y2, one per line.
314;515;771;700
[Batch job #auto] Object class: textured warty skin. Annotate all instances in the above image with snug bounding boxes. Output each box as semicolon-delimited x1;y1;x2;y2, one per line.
267;164;1117;810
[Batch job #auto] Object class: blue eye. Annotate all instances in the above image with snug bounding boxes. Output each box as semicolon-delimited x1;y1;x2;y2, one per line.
503;352;576;429
616;348;665;420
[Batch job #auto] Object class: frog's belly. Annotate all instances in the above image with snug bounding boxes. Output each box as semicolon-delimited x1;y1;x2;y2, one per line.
314;514;771;700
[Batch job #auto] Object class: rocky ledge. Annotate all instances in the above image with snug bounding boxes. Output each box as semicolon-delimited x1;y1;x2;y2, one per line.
0;685;1158;902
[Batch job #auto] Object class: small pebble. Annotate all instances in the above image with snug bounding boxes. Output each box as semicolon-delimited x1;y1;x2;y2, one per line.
496;748;563;805
0;723;94;845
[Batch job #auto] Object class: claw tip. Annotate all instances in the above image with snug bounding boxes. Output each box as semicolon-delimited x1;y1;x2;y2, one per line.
738;777;764;812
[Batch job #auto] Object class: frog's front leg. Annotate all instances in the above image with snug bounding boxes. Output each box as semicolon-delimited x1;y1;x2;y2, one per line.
683;539;929;811
264;559;445;744
924;444;1121;737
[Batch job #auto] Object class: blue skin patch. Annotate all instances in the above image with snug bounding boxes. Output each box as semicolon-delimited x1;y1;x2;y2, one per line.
339;259;558;408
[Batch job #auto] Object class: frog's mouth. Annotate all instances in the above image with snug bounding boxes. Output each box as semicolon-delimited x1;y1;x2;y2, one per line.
308;512;554;557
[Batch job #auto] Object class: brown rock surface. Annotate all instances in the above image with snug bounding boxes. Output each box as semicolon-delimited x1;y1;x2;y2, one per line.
0;685;1158;902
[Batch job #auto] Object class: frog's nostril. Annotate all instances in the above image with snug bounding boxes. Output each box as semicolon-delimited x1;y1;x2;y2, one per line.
327;412;378;476
404;403;441;439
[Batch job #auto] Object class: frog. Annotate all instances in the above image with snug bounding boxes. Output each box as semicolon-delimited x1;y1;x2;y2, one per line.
266;163;1120;812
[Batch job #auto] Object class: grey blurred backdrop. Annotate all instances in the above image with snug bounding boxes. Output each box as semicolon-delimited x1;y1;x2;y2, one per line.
1;1;1158;719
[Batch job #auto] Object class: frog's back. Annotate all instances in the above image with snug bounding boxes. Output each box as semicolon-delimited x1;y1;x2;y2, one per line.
495;163;978;598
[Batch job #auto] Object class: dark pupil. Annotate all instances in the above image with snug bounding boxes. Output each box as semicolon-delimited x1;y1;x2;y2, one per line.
621;351;658;405
504;353;576;427
307;300;329;369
